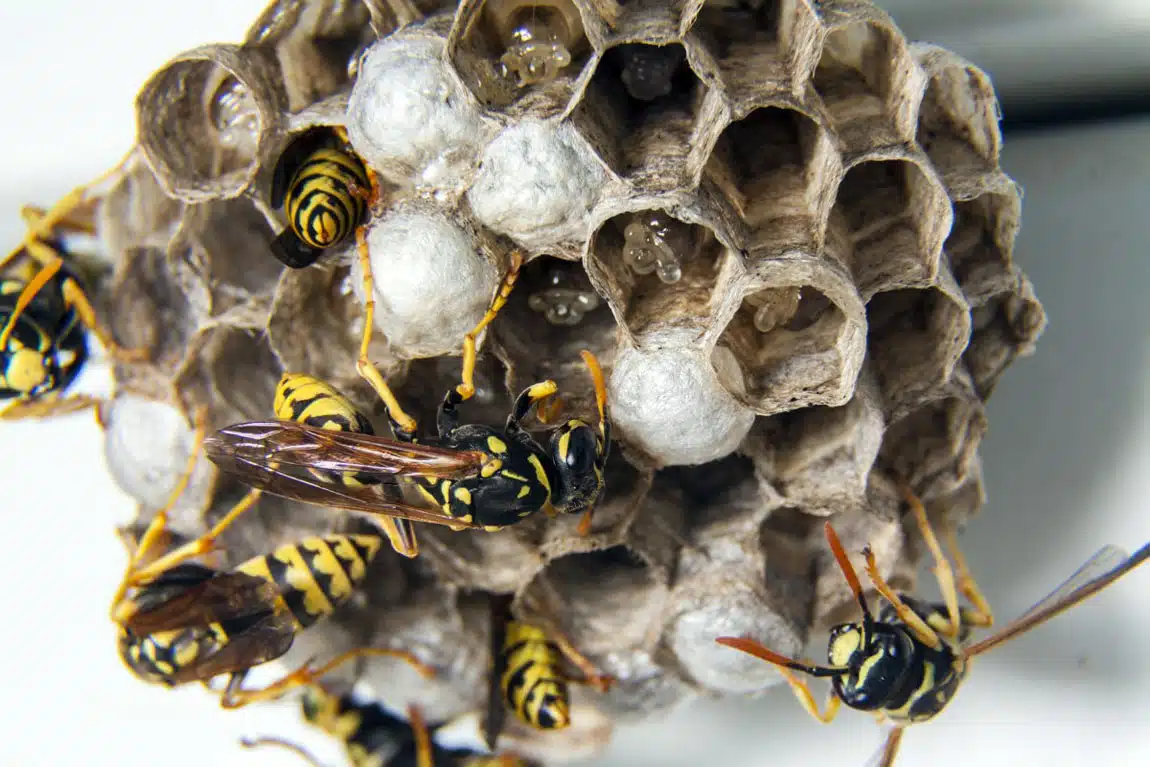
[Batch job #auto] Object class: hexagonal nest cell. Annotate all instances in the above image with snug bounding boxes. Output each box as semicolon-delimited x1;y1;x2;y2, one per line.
82;0;1044;761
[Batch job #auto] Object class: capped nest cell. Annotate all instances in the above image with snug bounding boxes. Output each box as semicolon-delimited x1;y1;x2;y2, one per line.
87;0;1044;762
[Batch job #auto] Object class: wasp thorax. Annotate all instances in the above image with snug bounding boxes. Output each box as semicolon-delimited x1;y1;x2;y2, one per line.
208;76;260;155
527;268;601;326
622;212;697;284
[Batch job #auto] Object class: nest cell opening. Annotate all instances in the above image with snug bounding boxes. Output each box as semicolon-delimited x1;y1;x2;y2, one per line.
878;393;987;501
916;66;1000;184
708;106;832;250
835;159;948;298
758;505;818;621
577;42;706;182
492;255;615;408
662;452;757;510
453;0;592;112
690;0;818;96
589;210;729;337
714;282;849;412
866;287;970;415
539;544;666;655
945;192;1018;305
964;287;1045;399
812;21;907;150
138;58;267;198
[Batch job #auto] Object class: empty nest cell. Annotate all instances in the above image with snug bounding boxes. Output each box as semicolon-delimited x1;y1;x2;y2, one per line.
687;0;821;100
589;209;731;338
964;277;1045;399
834;158;951;298
811;18;917;153
706;104;838;253
945;190;1021;306
573;40;718;188
266;0;374;110
865;284;971;418
915;53;1001;193
172;325;283;426
878;382;987;502
449;0;594;114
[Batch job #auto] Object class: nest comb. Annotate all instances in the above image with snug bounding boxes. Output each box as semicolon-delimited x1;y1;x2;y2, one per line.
93;0;1044;761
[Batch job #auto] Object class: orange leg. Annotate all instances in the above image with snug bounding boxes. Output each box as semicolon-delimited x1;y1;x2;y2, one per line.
862;546;942;650
896;479;963;638
456;251;524;401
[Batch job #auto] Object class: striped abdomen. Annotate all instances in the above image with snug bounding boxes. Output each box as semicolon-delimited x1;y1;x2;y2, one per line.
284;147;367;250
274;373;378;487
234;534;382;630
500;621;570;730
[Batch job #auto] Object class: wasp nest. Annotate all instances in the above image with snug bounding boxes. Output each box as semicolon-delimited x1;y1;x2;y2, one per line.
96;0;1043;761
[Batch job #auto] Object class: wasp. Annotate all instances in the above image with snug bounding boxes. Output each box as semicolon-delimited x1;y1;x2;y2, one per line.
1;168;147;420
110;407;434;709
204;251;612;557
483;594;613;751
269;126;373;269
716;480;1150;767
242;686;536;767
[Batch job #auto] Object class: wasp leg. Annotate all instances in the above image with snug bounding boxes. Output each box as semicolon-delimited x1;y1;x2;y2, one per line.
550;628;614;694
20;202;98;236
239;737;323;767
896;479;962;638
942;524;994;628
536;394;564;425
408;705;435;767
861;546;942;650
775;665;842;724
876;727;906;767
122;487;264;587
219;646;436;709
57;263;150;362
354;226;419;439
109;406;209;614
504;380;559;435
455;250;524;402
0;392;102;420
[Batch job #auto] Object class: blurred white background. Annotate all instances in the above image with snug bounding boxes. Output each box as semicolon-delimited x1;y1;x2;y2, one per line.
0;2;1147;766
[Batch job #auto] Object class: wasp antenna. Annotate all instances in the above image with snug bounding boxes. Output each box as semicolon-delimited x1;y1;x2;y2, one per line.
824;521;873;623
715;636;844;678
579;350;607;425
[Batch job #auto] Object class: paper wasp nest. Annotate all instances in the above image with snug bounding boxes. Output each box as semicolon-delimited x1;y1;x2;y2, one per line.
96;0;1044;761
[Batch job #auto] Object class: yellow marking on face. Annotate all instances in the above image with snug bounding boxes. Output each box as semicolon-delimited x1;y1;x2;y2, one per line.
487;435;508;454
527;455;551;496
454;486;473;505
558;430;572;462
829;627;861;667
6;348;48;392
517;485;531;499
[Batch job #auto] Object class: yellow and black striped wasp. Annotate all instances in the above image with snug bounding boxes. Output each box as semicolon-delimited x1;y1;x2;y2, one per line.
716;480;1150;767
269;126;373;269
242;685;536;767
110;407;434;709
1;165;147;419
483;594;613;751
204;251;613;557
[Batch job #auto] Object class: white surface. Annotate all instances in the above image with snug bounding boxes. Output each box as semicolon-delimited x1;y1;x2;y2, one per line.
1;3;1149;767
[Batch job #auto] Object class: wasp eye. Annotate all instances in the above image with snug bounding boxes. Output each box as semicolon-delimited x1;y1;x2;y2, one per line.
561;425;598;473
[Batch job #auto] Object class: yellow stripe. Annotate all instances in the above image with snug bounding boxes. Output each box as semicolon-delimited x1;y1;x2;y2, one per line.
527;455;551;496
277;542;336;618
235;551;297;623
305;538;355;603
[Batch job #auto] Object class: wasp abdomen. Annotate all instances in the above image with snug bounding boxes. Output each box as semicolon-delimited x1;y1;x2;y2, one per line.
284;147;368;251
500;621;570;730
235;534;382;629
275;373;379;487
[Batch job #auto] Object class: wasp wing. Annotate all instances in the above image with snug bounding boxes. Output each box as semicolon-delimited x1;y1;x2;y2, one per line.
122;571;282;635
206;425;485;530
206;420;487;481
168;612;298;685
863;726;905;767
964;541;1149;659
483;594;514;752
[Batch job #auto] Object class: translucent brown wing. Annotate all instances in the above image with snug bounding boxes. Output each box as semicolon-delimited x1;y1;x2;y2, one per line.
123;571;283;635
168;613;298;684
205;424;485;530
964;541;1149;659
205;420;487;480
